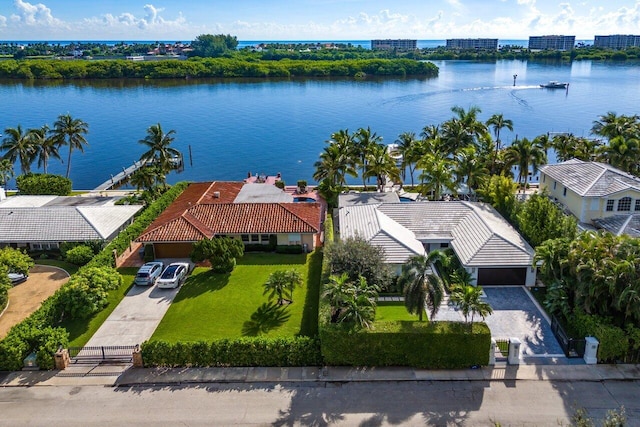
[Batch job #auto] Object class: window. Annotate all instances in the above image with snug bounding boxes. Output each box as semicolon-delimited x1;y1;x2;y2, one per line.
617;197;631;212
553;181;557;190
440;243;449;248
636;200;640;211
250;234;259;242
241;234;250;242
606;200;614;211
260;234;270;244
288;233;301;245
563;187;567;197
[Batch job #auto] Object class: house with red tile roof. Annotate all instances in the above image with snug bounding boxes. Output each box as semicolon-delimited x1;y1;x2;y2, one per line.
136;181;323;258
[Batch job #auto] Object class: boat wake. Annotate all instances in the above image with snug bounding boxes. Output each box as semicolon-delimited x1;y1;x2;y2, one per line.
509;89;533;110
382;85;542;106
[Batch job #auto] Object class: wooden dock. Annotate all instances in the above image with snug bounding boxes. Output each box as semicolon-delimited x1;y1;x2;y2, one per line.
92;160;148;192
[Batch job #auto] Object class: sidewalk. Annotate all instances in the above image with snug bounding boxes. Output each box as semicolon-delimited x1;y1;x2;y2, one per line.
1;363;639;388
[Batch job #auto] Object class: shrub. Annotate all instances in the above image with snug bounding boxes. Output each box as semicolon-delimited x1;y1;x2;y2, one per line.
60;241;102;258
64;245;95;266
276;245;303;254
191;237;245;273
0;247;35;276
324;236;392;291
0;265;11;313
141;337;322;367
274;181;285;189
568;312;630;363
243;243;275;252
16;173;72;196
319;321;490;368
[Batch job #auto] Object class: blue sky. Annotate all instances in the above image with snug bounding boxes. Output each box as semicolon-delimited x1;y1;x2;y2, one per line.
0;0;639;41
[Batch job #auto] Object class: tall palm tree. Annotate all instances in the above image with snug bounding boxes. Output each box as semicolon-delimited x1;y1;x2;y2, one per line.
138;123;180;170
129;165;158;194
451;105;488;146
591;112;638;141
503;137;547;192
29;125;61;174
354;127;382;188
395;131;418;184
263;269;303;305
597;135;640;175
399;254;445;321
417;154;456;200
486;113;513;174
53;113;89;179
364;143;401;192
449;285;493;324
0;159;15;186
313;143;356;188
1;125;35;175
455;146;488;199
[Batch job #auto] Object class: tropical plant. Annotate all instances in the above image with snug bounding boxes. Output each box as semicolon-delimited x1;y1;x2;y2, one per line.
455;145;489;199
591;111;638;141
449;285;493;324
396;131;422;187
52;113;89;179
515;191;577;247
336;276;378;329
1;125;35;174
503;137;547;192
263;269;303;305
313;141;356;188
364;143;401;192
138;123;181;188
486;113;513;174
0;247;34;276
29;125;60;174
0;159;14;186
353;127;382;187
190;237;245;273
323;273;354;323
477;174;518;220
129;165;160;195
417;153;456;200
398;254;445;321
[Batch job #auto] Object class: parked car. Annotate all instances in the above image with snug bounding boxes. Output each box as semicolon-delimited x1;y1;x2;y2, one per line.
156;263;190;289
134;261;164;286
8;272;27;285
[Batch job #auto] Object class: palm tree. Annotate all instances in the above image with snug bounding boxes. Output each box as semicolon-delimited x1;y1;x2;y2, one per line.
364;143;401;192
398;255;445;321
52;113;89;179
313;143;356;188
337;276;378;329
130;165;159;194
395;131;418;184
591;112;638;141
323;273;354;323
417;154;456;200
264;269;303;305
449;285;493;324
486;113;513;174
354;127;382;188
0;159;14;186
503;137;547;192
450;105;488;148
29;125;61;174
455;146;488;199
138;123;180;172
597;135;640;175
1;125;36;175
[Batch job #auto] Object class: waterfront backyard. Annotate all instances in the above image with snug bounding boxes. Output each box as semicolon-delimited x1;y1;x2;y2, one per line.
151;252;322;342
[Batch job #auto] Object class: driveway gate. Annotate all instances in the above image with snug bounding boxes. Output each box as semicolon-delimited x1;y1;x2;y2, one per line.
550;315;585;358
67;345;137;365
494;338;509;362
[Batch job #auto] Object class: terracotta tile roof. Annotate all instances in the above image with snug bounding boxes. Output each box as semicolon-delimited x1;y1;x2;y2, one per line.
137;181;322;243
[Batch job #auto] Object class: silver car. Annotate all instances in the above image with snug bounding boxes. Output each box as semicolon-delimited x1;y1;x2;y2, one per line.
156;263;190;289
134;262;164;286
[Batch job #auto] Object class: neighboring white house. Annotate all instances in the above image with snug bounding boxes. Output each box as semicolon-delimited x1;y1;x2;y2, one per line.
337;200;536;286
0;194;142;250
539;159;640;237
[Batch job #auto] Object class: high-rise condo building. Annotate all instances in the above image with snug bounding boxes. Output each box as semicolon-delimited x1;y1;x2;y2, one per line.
528;35;576;51
371;39;418;50
445;39;499;50
594;35;640;49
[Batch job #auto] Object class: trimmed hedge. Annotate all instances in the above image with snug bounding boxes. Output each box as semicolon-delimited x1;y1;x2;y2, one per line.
319;321;491;369
276;245;304;254
567;312;640;363
141;337;322;367
16;173;72;196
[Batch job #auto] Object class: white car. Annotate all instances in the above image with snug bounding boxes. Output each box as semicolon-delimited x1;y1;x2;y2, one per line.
134;261;164;286
8;272;27;285
156;263;190;289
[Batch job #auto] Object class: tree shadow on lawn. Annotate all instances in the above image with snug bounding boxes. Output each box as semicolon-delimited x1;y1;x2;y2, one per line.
242;302;291;336
237;253;307;266
170;270;230;302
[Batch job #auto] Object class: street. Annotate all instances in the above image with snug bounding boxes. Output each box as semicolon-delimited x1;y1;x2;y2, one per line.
0;380;638;426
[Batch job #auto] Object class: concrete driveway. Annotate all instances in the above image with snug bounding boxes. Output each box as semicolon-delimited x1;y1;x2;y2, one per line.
84;284;180;347
482;286;564;357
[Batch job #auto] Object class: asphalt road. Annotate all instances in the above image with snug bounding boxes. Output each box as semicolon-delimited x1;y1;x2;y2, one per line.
0;380;638;426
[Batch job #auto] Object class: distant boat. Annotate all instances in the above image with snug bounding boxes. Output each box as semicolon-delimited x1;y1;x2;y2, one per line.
540;81;569;89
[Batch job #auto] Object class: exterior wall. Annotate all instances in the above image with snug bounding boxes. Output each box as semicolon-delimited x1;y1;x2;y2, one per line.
276;233;317;249
422;240;451;253
153;242;194;258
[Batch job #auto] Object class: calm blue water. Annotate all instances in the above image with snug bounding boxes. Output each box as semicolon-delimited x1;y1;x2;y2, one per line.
1;59;638;189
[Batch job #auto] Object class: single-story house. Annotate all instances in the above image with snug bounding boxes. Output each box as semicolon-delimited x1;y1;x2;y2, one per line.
539;159;640;237
136;181;323;258
337;200;536;286
0;193;142;250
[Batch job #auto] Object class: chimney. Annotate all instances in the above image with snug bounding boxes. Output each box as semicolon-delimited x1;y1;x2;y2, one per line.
213;191;220;199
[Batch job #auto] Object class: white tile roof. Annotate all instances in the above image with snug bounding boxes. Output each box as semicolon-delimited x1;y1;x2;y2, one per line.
0;205;142;243
233;183;293;203
0;195;58;208
339;201;534;268
539;159;640;197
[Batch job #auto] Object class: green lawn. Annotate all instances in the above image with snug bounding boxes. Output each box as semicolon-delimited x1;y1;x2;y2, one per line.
375;301;419;322
61;267;136;347
152;252;321;342
34;259;80;276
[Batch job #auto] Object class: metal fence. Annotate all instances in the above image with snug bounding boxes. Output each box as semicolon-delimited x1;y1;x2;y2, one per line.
67;345;137;365
494;338;509;362
550;315;585;358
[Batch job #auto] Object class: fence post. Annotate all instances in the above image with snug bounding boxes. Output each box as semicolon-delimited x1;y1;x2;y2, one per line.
489;339;496;366
132;344;143;368
508;337;521;365
584;336;599;364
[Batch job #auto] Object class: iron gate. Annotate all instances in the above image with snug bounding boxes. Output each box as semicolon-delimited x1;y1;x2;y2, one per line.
67;345;137;365
494;338;509;362
550;316;585;358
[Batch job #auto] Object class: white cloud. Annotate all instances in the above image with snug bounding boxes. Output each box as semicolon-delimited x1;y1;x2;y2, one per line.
11;0;63;26
0;15;6;27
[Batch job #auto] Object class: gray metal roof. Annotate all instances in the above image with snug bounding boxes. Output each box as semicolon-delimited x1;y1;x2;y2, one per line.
539;159;640;197
339;201;534;268
233;183;293;203
338;192;400;207
593;214;640;238
0;205;142;242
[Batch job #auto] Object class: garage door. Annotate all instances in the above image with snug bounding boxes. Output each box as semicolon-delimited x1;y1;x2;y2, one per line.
477;268;527;286
153;243;193;258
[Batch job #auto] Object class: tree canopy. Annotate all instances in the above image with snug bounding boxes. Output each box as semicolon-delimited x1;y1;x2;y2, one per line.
189;34;239;58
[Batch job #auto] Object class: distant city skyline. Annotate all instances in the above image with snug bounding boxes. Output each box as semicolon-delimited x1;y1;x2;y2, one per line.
0;0;639;41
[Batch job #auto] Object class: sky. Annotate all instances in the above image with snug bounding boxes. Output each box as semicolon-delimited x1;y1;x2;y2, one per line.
0;0;639;41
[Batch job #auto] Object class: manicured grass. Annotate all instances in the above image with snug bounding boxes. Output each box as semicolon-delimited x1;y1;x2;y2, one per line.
375;301;419;322
152;252;320;342
34;259;80;276
61;267;136;347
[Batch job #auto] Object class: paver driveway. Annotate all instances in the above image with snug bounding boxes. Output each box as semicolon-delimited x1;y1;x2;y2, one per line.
482;286;564;357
